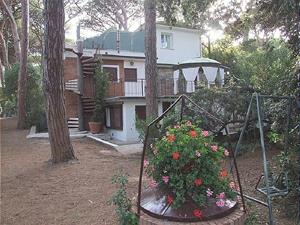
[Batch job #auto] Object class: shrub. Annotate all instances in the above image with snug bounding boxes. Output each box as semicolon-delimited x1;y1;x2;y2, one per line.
0;63;44;128
145;120;236;211
110;170;138;225
90;58;109;122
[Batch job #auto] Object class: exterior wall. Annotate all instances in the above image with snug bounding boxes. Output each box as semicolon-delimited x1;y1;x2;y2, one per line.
63;57;78;81
156;26;201;65
106;98;174;142
64;57;79;120
65;91;79;118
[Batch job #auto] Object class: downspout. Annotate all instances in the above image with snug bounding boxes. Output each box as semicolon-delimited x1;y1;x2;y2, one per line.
76;25;84;131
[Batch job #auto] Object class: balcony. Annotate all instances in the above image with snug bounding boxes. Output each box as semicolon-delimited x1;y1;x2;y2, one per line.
106;78;205;98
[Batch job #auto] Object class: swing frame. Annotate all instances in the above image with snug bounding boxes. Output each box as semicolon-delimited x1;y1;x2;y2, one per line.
234;92;293;225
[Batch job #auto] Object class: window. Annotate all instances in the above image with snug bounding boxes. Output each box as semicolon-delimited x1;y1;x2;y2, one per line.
135;105;146;121
106;105;123;129
103;66;118;81
161;33;172;49
124;68;137;82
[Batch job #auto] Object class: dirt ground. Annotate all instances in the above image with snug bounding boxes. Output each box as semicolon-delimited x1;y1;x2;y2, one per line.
1;118;298;225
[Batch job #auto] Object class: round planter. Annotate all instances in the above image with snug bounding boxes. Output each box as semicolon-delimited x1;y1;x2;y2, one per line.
88;122;103;134
140;207;246;225
140;187;239;222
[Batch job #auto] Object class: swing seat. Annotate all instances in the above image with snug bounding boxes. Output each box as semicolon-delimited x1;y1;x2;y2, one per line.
255;172;289;197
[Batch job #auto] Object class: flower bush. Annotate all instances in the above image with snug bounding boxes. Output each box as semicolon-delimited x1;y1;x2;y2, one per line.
145;121;236;213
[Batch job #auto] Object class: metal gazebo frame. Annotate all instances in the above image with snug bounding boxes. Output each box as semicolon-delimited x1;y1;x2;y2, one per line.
136;94;246;221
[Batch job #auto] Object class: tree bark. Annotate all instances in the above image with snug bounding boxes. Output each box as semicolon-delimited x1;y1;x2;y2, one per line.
0;30;8;67
0;57;3;87
144;0;158;118
0;0;21;63
43;0;76;163
17;0;29;129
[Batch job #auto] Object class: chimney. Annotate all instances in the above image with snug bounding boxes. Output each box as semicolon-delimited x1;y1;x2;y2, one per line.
116;25;121;53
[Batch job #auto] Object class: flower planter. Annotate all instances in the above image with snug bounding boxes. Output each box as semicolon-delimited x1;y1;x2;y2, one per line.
140;187;239;222
139;204;246;225
88;122;103;134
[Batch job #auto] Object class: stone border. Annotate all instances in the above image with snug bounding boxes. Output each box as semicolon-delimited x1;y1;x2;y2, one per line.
140;206;246;225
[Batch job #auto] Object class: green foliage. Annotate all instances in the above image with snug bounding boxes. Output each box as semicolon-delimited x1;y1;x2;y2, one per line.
0;64;44;127
91;58;109;122
110;170;138;225
157;0;216;28
192;85;253;123
208;38;296;96
267;131;281;144
145;121;236;209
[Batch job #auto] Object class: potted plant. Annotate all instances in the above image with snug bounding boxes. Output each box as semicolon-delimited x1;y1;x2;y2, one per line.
88;57;108;133
143;120;237;220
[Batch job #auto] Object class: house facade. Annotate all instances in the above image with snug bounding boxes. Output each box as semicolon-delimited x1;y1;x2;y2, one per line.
63;24;224;142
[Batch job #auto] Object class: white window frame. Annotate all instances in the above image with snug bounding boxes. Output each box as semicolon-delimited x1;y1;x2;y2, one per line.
161;32;173;49
102;65;120;82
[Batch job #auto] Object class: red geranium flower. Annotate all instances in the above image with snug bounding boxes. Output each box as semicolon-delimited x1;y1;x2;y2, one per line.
172;151;180;160
167;134;176;143
194;178;203;186
189;130;197;138
167;195;173;204
220;169;228;178
193;209;203;218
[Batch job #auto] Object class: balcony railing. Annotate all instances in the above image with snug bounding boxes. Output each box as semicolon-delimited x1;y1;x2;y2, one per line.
106;78;223;98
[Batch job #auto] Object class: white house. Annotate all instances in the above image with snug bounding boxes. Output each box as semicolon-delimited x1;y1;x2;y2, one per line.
64;23;225;142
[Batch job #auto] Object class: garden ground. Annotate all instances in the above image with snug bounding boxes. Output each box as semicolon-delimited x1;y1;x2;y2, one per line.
1;118;297;225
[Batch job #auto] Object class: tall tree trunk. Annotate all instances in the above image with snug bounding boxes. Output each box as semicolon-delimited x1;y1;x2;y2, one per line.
144;0;158;118
43;0;76;163
17;0;29;129
0;30;8;67
0;0;21;63
0;57;3;87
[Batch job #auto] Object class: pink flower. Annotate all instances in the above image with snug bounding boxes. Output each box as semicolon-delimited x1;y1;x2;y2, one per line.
217;192;225;199
162;176;169;183
195;150;201;157
224;149;230;156
143;160;149;167
206;188;213;197
229;181;235;189
174;124;180;129
186;121;192;126
216;199;225;207
201;130;209;137
204;142;209;147
149;180;158;188
211;145;218;152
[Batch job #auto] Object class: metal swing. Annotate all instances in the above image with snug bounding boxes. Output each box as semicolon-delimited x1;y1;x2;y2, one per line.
234;92;293;225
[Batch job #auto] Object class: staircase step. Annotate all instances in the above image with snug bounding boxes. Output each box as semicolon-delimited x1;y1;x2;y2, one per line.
83;68;95;72
69;117;79;120
83;71;94;76
83;109;95;113
81;57;95;64
82;63;96;67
